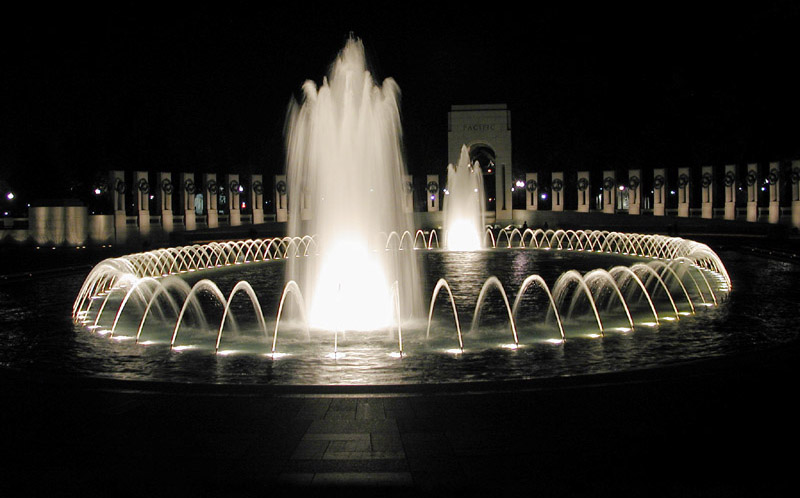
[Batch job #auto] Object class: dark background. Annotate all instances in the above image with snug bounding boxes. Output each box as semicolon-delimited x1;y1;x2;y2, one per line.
2;2;799;208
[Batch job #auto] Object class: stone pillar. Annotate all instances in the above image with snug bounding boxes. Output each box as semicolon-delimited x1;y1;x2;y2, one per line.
426;174;440;212
275;175;288;223
653;168;666;216
205;173;219;228
701;166;713;219
577;171;590;213
766;162;780;224
628;169;641;215
181;173;197;230
403;175;414;213
134;171;150;232
496;163;512;222
551;172;564;212
791;161;800;229
677;167;690;217
723;165;736;220
109;170;127;236
525;173;539;211
227;174;241;226
158;172;174;232
745;164;758;222
601;171;615;214
251;174;264;224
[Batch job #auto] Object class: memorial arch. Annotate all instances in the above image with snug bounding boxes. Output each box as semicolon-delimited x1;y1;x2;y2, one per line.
447;104;513;223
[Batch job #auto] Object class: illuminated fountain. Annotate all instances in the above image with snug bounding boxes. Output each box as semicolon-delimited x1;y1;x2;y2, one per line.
64;37;738;384
443;145;485;251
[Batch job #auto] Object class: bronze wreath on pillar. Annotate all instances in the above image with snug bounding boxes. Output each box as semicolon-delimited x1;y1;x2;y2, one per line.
767;169;779;185
724;171;736;187
206;179;219;194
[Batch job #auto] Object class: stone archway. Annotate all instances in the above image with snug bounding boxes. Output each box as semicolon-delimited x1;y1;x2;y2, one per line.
448;104;512;223
468;143;497;213
468;143;496;170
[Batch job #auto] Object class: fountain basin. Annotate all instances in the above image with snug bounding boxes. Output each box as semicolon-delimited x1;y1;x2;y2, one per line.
0;229;786;386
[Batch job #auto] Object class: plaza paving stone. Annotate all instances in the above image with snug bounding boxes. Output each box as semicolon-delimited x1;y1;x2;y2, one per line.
2;341;798;498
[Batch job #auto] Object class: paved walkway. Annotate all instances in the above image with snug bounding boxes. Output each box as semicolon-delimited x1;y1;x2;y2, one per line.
2;342;798;497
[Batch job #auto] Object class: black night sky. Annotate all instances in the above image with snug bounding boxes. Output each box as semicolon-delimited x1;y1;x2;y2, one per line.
2;2;800;206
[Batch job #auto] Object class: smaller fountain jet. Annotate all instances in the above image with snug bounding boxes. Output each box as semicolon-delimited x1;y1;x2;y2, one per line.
444;145;485;251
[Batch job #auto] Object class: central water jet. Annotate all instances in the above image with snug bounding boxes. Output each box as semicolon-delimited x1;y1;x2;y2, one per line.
284;36;420;331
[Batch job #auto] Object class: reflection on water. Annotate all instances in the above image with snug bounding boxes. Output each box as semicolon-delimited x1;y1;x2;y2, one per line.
1;249;797;385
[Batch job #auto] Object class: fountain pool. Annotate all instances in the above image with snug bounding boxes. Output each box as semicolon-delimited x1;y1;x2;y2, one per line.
1;228;798;385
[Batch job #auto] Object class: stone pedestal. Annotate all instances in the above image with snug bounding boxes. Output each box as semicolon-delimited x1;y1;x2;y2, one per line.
108;170;128;242
227;174;241;226
134;171;150;232
653;168;666;216
723;165;736;221
551;172;564;212
525;173;539;211
205;173;219;228
110;170;126;213
745;164;758;222
677;167;690;218
628;169;641;215
767;162;780;224
275;175;288;223
181;173;197;231
701;166;713;219
577;171;590;213
602;171;615;214
426;174;440;212
159;172;174;232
